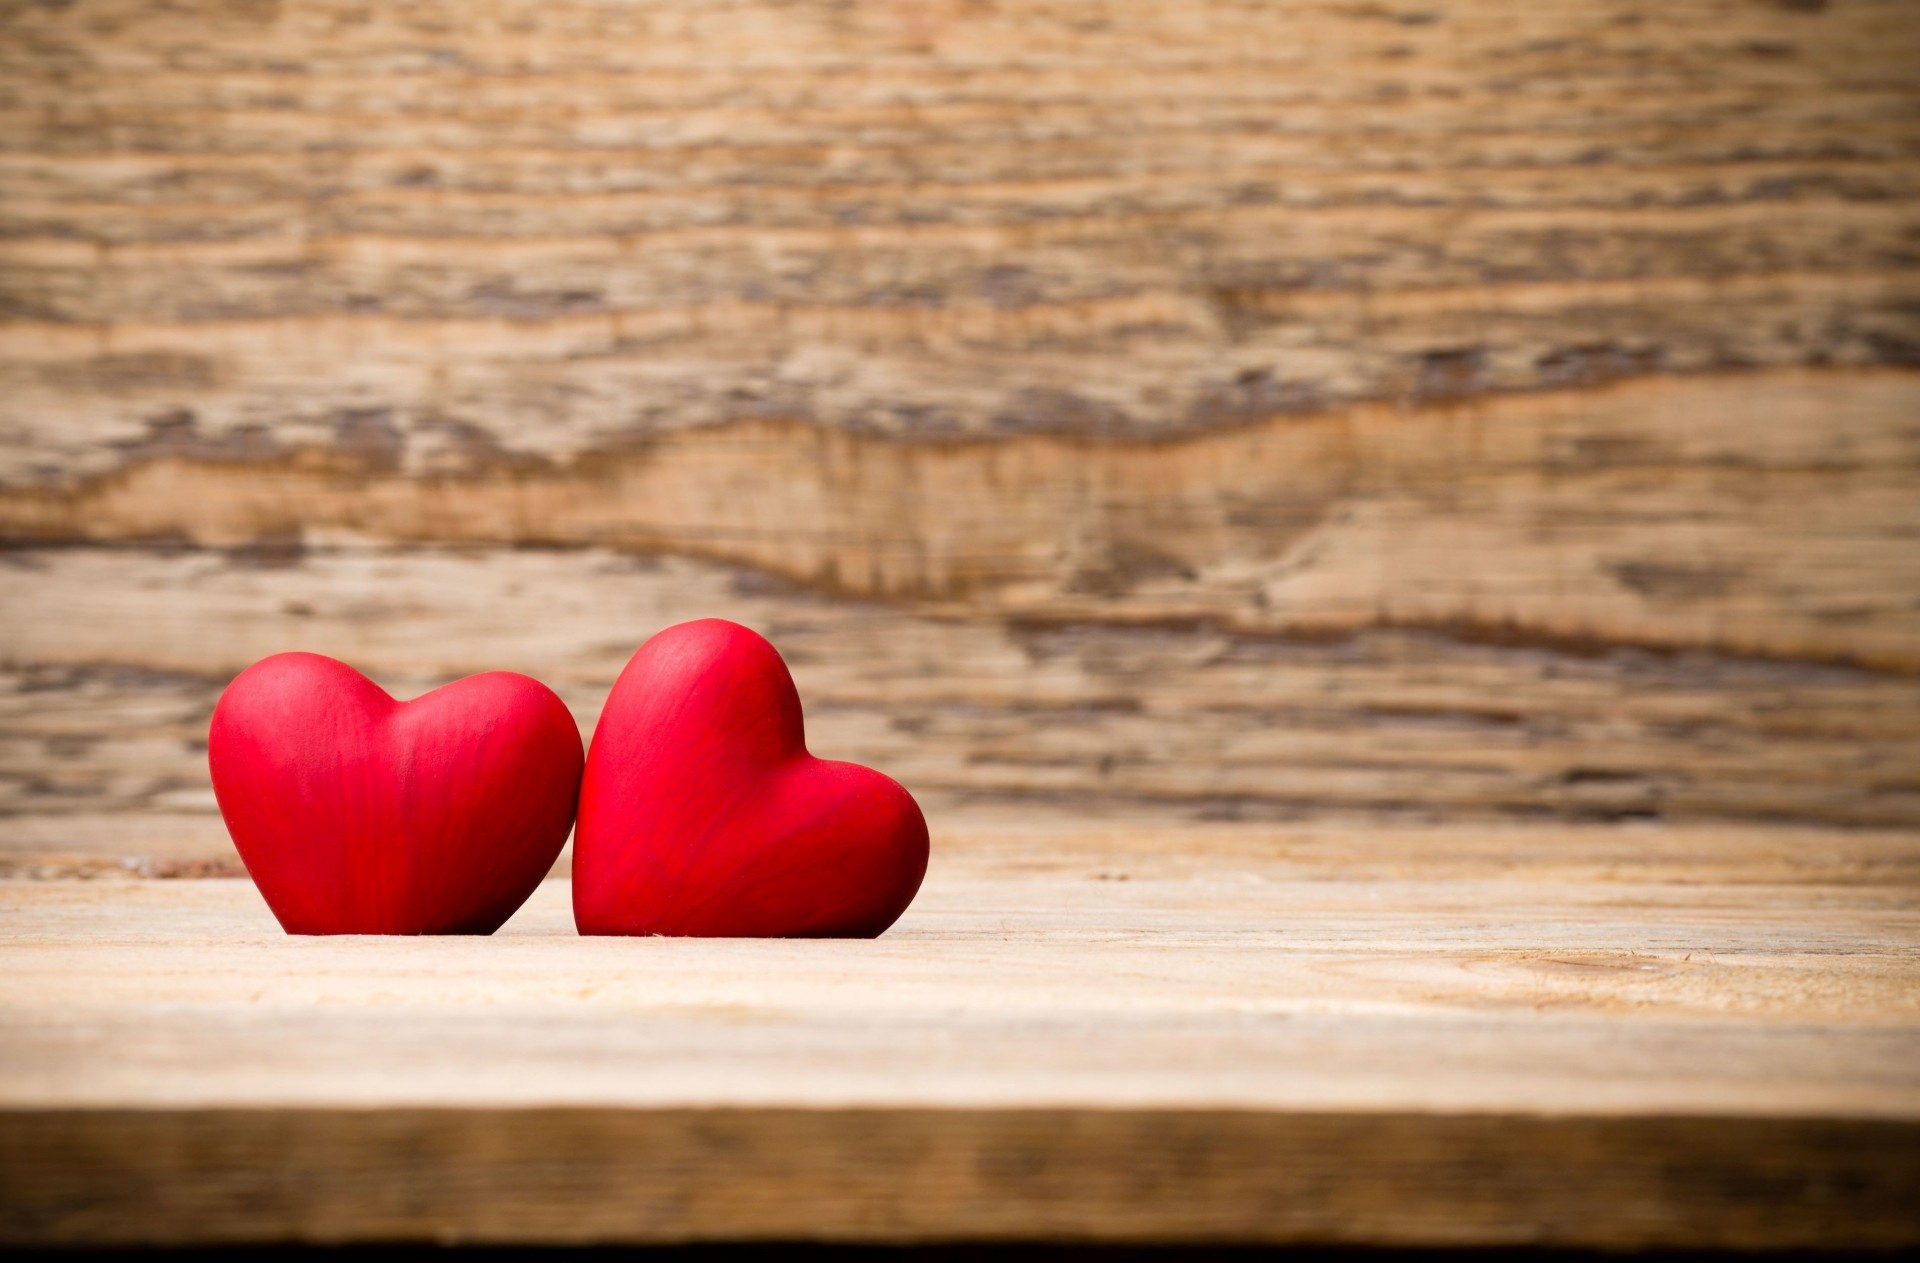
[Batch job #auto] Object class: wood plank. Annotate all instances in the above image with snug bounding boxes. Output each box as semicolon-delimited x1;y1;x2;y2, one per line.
2;2;1915;676
6;371;1920;671
1;871;1916;1246
3;2;1918;858
8;1107;1919;1249
3;0;1916;479
6;874;1918;1114
3;4;1916;581
7;543;1920;879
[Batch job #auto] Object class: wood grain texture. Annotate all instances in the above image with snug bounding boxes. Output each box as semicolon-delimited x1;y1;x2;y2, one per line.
7;1108;1919;1248
1;2;1918;839
3;8;1918;825
5;371;1920;673
3;6;1918;1244
3;0;1918;472
8;873;1919;1114
6;543;1920;879
1;872;1917;1245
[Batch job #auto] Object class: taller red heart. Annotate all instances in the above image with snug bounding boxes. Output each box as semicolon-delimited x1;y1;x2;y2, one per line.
209;653;583;935
574;619;928;937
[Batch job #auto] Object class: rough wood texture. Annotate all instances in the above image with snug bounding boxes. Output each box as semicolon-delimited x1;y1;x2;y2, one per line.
3;3;1918;1246
2;871;1917;1246
3;0;1918;471
6;545;1920;879
3;0;1920;659
8;1108;1919;1248
2;0;1918;850
6;371;1920;673
4;5;1920;856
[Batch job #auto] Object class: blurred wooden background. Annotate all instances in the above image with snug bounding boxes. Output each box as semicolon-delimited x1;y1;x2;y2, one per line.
2;0;1918;878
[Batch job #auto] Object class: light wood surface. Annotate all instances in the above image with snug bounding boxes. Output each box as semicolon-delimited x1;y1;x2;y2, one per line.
8;865;1920;1114
3;855;1918;1246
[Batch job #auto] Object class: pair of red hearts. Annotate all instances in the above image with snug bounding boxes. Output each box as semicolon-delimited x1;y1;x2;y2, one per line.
208;619;928;937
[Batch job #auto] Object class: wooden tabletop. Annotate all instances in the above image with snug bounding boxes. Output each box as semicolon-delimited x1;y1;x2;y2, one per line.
5;821;1917;1248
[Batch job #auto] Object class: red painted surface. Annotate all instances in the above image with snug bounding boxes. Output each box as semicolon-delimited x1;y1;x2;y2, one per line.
209;653;583;935
574;619;929;937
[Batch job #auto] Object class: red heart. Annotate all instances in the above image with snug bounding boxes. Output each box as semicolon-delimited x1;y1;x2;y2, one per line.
209;653;583;935
573;619;928;937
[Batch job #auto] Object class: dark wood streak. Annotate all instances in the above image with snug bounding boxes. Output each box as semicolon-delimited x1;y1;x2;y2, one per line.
5;1107;1917;1247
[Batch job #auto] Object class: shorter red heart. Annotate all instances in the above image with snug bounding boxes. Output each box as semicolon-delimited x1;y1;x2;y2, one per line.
209;653;583;935
574;619;928;937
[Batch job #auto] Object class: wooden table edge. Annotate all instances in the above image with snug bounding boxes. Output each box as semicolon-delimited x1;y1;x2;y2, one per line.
3;1105;1916;1248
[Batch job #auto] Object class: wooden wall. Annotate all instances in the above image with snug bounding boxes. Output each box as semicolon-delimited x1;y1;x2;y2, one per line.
2;0;1918;877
